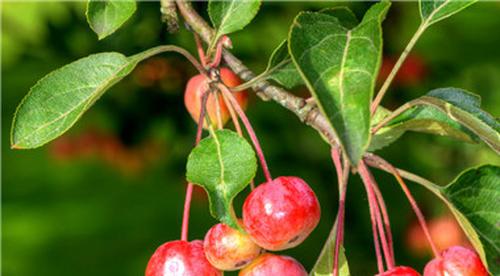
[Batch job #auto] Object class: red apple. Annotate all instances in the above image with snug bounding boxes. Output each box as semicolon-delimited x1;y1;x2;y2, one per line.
145;240;221;276
204;222;262;271
377;266;421;276
242;176;320;251
239;253;307;276
423;246;488;276
184;67;248;127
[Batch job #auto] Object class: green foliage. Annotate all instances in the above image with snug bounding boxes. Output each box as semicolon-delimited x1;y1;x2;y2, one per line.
186;130;257;230
442;165;499;275
310;220;349;276
289;1;390;165
420;0;478;27
11;53;138;149
86;0;136;40
265;40;303;89
208;0;261;44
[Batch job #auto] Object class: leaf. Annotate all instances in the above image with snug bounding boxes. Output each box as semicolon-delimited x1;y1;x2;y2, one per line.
310;219;350;276
266;8;358;89
289;1;391;165
441;165;500;275
86;0;137;40
420;0;478;27
370;88;499;153
265;40;304;89
208;0;261;41
186;129;257;229
11;46;178;149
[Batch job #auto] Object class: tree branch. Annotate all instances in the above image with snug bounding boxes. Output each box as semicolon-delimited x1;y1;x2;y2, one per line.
175;0;339;146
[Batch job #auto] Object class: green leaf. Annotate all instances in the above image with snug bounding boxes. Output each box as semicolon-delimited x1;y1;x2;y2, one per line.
310;219;350;276
186;129;257;229
208;0;261;42
11;46;181;149
420;0;478;27
370;88;499;153
266;8;358;90
86;0;137;40
265;40;303;89
441;165;499;275
289;1;390;165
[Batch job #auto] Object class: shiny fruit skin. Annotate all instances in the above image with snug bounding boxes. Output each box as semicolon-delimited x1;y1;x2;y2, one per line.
423;246;488;276
145;240;221;276
239;253;307;276
204;222;262;271
242;176;321;251
377;266;421;276
184;67;248;127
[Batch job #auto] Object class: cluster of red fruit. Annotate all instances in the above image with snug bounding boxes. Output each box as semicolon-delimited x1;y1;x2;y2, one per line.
146;176;320;275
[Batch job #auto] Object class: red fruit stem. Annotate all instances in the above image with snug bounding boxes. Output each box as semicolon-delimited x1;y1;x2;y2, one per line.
371;158;440;258
208;36;227;68
218;84;273;183
213;91;224;130
331;147;350;276
181;90;210;241
359;161;395;271
193;33;207;67
372;180;395;263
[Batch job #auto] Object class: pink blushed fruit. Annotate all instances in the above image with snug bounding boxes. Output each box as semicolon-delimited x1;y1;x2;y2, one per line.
423;246;488;276
203;222;262;271
145;240;221;276
242;176;320;251
238;253;307;276
377;266;421;276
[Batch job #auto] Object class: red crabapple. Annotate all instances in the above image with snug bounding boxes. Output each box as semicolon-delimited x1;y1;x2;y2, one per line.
423;246;488;276
145;240;221;276
238;253;307;276
377;266;421;276
204;222;262;271
184;67;248;127
242;176;321;251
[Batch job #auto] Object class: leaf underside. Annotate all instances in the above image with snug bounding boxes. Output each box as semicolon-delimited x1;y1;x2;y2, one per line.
420;0;479;27
208;0;261;42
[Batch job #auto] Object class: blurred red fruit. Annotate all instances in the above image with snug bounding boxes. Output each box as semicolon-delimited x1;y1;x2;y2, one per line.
378;54;427;86
184;67;248;127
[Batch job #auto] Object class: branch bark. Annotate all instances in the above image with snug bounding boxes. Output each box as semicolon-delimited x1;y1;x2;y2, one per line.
175;0;339;146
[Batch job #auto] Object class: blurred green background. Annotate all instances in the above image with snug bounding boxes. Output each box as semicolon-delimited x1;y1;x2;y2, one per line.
2;2;500;275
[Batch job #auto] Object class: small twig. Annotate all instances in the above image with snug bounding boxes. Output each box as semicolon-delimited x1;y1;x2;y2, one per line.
160;0;179;34
371;23;427;115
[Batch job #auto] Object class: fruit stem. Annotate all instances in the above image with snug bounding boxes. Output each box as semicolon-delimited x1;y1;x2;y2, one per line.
181;90;210;241
359;161;395;271
219;90;254;190
218;83;273;183
372;180;395;264
213;91;224;130
367;156;441;258
208;36;228;68
371;23;426;115
193;33;208;67
331;147;350;276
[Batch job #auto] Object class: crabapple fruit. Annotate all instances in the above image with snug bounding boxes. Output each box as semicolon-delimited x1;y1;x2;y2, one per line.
242;176;320;251
203;222;262;271
423;246;488;276
377;266;421;276
184;67;248;127
145;240;221;276
238;253;307;276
